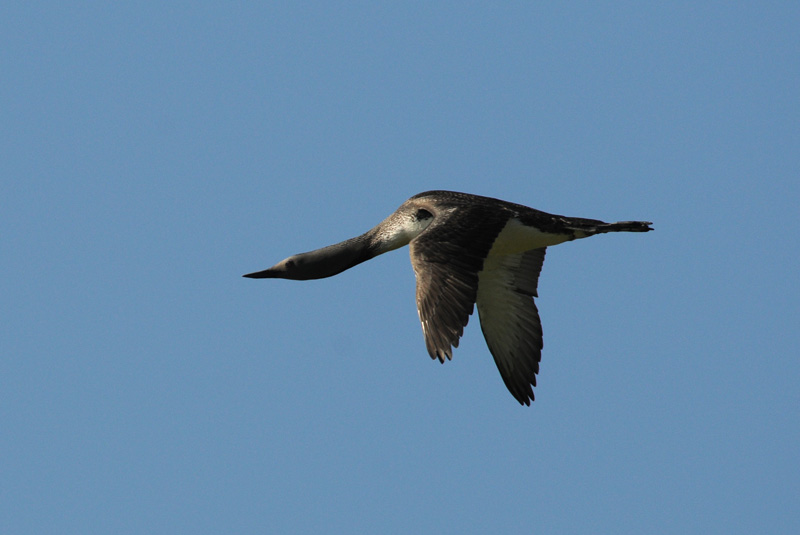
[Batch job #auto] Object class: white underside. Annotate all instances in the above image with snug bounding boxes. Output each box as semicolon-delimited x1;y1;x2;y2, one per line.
486;217;573;257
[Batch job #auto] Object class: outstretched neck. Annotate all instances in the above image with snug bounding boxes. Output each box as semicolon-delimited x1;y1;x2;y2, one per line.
293;232;378;280
243;230;382;281
243;204;434;281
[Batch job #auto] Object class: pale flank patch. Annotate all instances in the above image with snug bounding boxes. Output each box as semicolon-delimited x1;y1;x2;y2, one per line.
487;218;570;257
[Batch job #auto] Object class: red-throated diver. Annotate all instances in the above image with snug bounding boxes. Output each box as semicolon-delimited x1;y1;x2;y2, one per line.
244;190;653;405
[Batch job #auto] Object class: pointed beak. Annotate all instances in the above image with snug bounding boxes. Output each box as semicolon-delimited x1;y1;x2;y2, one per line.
243;258;295;279
242;268;277;279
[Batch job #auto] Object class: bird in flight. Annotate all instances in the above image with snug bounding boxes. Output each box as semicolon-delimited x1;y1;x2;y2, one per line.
245;190;653;405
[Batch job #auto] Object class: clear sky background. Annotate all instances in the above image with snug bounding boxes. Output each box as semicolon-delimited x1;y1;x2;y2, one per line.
3;3;799;534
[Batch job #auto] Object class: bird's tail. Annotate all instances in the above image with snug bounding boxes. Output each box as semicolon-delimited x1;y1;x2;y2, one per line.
563;217;654;236
596;220;654;233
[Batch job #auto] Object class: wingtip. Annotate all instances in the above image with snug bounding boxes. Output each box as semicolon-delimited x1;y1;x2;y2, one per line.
514;391;534;406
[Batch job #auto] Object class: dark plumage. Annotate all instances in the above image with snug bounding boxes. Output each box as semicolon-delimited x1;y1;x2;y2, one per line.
245;191;653;405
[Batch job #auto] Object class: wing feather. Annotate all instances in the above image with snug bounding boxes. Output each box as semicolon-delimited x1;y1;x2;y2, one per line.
476;248;547;405
409;205;508;362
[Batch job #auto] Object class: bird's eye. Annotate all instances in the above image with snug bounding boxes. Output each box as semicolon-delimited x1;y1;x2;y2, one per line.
415;209;432;220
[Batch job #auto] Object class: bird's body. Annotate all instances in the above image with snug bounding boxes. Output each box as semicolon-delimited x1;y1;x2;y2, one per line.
245;190;652;405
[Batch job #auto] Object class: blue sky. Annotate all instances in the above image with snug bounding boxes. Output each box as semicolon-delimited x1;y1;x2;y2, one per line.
3;3;799;533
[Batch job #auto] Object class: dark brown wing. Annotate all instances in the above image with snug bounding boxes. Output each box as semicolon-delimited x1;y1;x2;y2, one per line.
409;205;509;362
476;248;547;405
